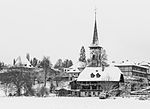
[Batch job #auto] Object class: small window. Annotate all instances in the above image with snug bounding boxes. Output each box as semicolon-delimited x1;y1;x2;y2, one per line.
96;70;98;72
93;92;95;95
92;55;95;60
91;73;95;78
96;73;101;78
73;70;76;71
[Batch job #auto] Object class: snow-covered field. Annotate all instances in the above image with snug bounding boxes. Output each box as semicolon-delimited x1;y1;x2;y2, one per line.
0;96;149;109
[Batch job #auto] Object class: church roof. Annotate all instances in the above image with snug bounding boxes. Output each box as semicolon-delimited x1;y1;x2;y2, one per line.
77;66;123;82
92;20;99;46
89;12;102;48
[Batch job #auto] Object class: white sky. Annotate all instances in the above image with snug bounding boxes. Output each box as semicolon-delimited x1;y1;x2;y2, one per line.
0;0;150;65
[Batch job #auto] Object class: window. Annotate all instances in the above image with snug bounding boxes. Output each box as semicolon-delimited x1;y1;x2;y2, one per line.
92;55;95;60
92;85;97;90
91;73;95;78
93;92;95;95
96;73;101;78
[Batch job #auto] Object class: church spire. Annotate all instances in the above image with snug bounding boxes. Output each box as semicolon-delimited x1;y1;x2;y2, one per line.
92;9;99;46
89;9;102;67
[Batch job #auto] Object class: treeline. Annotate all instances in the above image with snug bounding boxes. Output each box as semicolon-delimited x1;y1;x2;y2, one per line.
0;46;108;97
0;55;74;97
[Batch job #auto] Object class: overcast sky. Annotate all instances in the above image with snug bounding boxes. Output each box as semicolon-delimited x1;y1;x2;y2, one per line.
0;0;150;65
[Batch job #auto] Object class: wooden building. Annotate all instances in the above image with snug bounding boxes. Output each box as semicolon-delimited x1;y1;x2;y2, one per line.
76;67;124;97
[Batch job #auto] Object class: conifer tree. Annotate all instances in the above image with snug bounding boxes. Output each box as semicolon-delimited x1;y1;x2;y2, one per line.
79;46;86;62
54;59;63;69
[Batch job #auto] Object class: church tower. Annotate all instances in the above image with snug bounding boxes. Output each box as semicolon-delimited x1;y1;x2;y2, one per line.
89;11;102;67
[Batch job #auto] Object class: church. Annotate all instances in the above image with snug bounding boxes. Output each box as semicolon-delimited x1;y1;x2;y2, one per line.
70;12;124;97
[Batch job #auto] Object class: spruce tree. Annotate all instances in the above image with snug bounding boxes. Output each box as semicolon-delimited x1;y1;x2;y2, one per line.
79;46;86;62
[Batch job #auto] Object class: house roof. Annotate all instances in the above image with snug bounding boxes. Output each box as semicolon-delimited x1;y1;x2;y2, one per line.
139;61;150;68
115;63;148;69
67;68;80;73
66;61;86;73
69;61;86;69
77;66;123;82
14;56;33;68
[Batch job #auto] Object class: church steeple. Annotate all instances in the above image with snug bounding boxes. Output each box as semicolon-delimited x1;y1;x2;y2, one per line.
92;17;99;46
89;10;102;67
91;9;100;47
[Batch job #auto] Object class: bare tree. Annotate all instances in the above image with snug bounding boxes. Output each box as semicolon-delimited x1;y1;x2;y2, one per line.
100;75;119;97
101;49;109;67
40;56;52;87
0;67;34;96
101;76;115;92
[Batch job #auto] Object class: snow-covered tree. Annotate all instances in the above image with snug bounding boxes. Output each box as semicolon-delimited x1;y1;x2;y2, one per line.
31;57;38;67
40;56;52;87
0;68;34;96
54;59;63;69
62;59;73;68
79;46;86;62
101;49;109;67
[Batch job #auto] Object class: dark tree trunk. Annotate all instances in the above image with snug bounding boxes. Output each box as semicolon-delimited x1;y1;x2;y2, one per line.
17;87;21;96
44;69;47;87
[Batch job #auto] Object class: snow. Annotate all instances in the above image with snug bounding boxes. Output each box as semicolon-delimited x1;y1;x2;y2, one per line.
77;67;123;81
0;96;149;109
0;85;149;109
69;61;86;69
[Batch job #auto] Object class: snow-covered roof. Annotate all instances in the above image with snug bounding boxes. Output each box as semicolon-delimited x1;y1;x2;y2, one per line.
14;56;33;68
140;61;150;67
66;61;86;73
77;66;123;82
115;61;148;69
69;61;86;69
67;68;80;74
0;69;8;74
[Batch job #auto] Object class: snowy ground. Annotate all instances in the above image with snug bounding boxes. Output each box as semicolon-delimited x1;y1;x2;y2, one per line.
0;96;149;109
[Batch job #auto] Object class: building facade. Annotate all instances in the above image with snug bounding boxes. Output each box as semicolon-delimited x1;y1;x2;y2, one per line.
115;62;150;91
115;63;149;81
